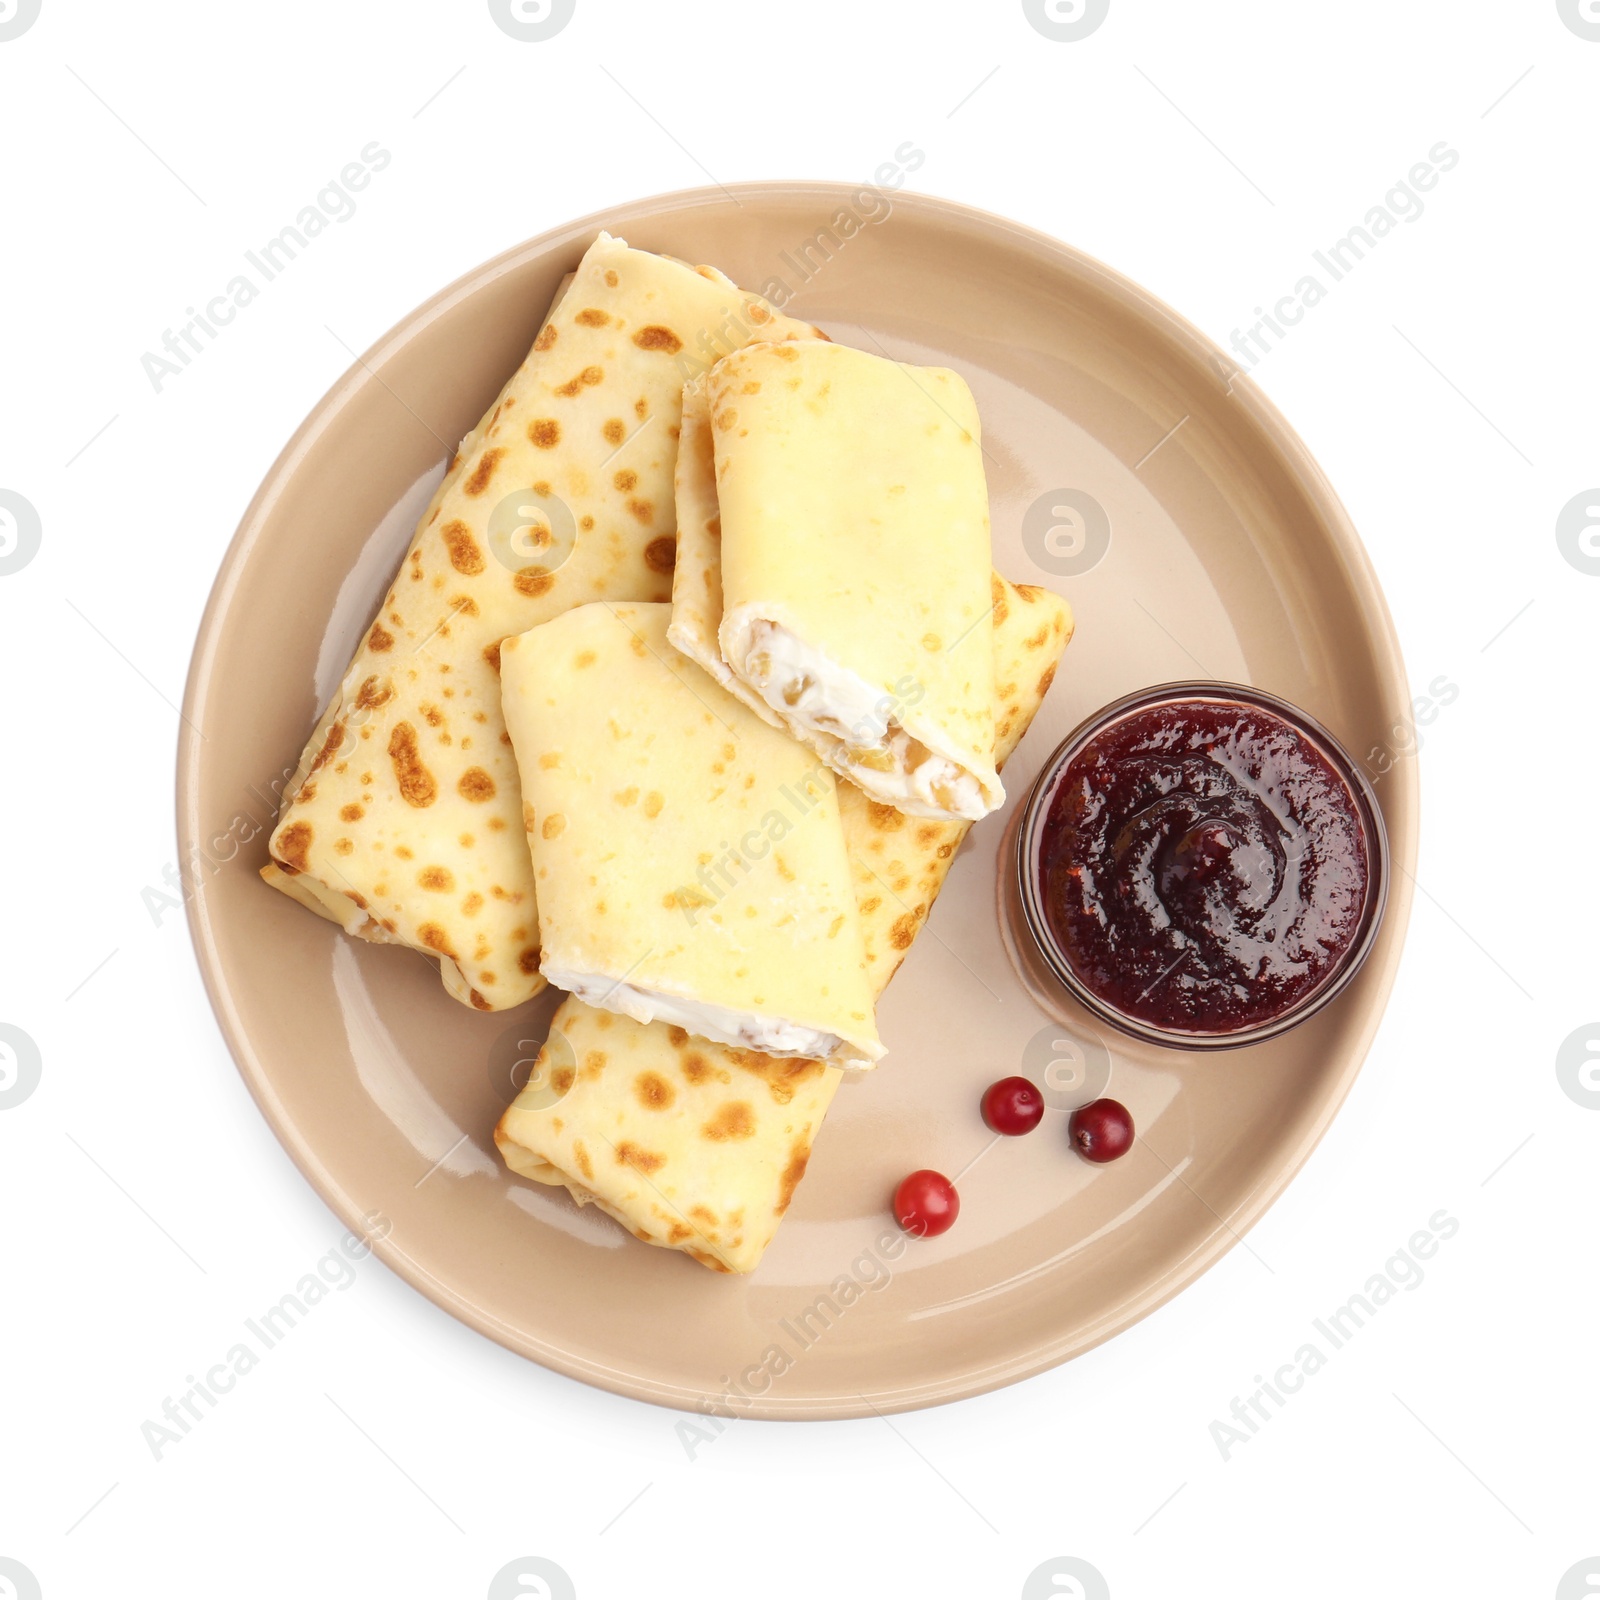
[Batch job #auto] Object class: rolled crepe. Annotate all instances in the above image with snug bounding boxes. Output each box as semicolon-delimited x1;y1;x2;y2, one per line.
500;601;883;1067
497;576;1073;1272
673;339;1003;824
261;233;820;1010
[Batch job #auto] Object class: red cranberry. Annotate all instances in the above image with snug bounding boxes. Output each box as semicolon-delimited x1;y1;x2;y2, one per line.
982;1076;1045;1135
894;1169;960;1238
1069;1098;1134;1163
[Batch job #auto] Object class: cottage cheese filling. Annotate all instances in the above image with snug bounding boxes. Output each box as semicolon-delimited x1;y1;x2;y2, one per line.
737;620;988;821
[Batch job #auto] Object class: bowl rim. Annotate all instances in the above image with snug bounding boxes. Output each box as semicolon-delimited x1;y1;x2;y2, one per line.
177;180;1419;1417
1013;679;1393;1051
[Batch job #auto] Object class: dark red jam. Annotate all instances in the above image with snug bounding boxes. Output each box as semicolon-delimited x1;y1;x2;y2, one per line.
1037;698;1370;1035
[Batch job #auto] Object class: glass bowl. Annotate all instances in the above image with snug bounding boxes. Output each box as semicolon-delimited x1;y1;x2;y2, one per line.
1011;681;1390;1051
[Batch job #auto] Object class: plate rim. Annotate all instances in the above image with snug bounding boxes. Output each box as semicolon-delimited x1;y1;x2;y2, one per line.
178;180;1418;1418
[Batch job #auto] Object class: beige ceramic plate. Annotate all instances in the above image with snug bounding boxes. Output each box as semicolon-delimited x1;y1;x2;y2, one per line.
180;185;1416;1418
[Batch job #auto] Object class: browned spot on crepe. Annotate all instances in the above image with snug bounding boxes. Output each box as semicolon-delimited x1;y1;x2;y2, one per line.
635;1071;676;1111
309;720;346;776
458;766;496;802
418;923;456;959
533;323;558;352
681;1050;729;1087
868;802;905;832
274;821;313;875
441;519;485;574
528;418;560;449
575;307;609;327
615;1142;665;1173
514;568;556;598
776;1140;812;1214
463;449;505;496
701;1101;756;1142
388;723;437;808
368;622;394;652
418;866;453;891
728;1052;826;1105
632;325;682;352
644;536;676;573
355;675;391;711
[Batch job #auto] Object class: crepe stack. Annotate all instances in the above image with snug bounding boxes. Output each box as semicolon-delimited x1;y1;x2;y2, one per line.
496;576;1073;1272
261;234;821;1010
669;340;1003;822
499;601;883;1068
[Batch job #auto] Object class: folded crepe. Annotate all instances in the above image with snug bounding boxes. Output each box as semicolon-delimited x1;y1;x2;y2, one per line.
261;233;820;1010
500;600;883;1067
496;576;1073;1272
669;340;1003;824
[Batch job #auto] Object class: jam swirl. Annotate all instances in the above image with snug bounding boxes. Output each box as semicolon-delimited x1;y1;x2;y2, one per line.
1037;699;1370;1034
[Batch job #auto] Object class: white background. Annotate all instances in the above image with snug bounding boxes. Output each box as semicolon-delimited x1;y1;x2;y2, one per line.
2;1;1596;1596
